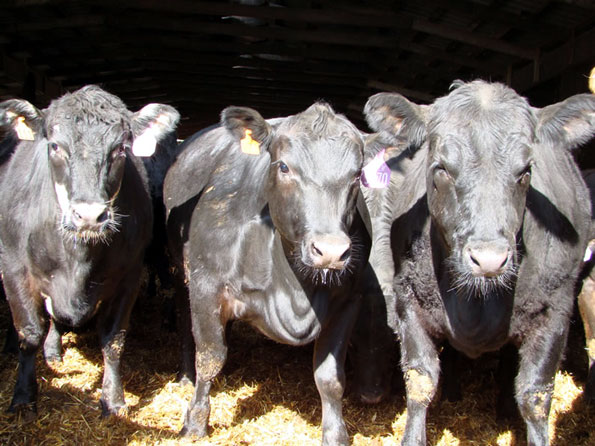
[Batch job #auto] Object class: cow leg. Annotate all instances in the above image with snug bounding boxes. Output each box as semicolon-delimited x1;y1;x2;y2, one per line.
578;273;595;403
496;343;519;420
173;267;195;385
2;318;19;355
398;302;440;446
350;263;396;404
440;343;462;402
314;296;360;446
515;321;568;446
180;281;227;438
43;318;64;363
3;274;45;414
96;276;139;417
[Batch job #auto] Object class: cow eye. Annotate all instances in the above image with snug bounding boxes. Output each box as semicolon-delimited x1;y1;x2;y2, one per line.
48;142;59;152
433;165;451;189
517;164;532;185
278;161;289;174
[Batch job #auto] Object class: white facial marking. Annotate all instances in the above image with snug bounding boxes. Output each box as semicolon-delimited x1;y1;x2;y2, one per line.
54;182;70;215
42;292;55;318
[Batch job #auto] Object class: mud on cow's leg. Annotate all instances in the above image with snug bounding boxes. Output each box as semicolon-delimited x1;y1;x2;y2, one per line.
578;272;595;403
515;323;568;446
398;303;440;446
180;279;227;438
97;278;139;417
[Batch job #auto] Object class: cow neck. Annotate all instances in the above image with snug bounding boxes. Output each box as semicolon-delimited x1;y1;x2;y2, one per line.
252;230;326;345
430;225;514;356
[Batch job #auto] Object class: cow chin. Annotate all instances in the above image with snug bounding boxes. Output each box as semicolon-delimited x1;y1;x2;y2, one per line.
446;255;518;298
60;217;120;245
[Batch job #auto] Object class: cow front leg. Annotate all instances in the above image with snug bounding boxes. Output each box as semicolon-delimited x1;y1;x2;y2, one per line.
180;281;227;438
578;272;595;403
43;318;65;363
4;274;45;414
398;303;440;446
97;278;139;417
515;322;568;446
314;296;360;446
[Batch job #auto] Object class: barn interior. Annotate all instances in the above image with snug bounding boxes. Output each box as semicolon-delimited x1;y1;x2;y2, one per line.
0;0;593;139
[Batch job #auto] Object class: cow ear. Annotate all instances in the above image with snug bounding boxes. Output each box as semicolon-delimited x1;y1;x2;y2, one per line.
536;94;595;150
364;93;427;147
221;106;272;151
131;104;180;157
0;99;43;141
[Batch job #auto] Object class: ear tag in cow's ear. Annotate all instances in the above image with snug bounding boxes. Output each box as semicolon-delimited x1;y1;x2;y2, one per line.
132;130;157;157
361;149;390;188
240;129;260;155
15;116;35;141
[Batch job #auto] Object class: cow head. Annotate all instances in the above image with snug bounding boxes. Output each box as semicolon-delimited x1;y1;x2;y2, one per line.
0;85;179;244
365;80;595;297
222;103;365;285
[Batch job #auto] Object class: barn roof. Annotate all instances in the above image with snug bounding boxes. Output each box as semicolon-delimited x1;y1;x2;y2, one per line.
1;0;593;137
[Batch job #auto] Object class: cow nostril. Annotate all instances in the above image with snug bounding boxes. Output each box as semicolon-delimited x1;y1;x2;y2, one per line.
339;247;351;262
312;242;323;257
97;209;109;223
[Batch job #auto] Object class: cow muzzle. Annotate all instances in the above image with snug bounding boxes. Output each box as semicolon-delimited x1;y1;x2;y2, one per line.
62;201;118;243
463;242;511;277
304;233;352;270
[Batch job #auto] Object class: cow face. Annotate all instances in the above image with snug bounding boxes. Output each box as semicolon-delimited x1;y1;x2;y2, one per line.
365;80;595;297
222;103;365;285
0;85;179;244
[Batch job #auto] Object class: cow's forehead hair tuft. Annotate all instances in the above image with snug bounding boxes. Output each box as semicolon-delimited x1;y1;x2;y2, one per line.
45;85;131;130
429;80;535;139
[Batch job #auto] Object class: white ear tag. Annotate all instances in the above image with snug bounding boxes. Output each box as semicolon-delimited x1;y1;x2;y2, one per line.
15;116;35;141
132;130;157;157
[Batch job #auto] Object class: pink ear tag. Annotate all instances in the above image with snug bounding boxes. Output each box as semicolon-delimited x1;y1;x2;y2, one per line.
361;149;390;188
132;130;157;157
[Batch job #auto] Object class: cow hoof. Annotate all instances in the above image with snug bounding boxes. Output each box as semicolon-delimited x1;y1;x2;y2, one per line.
176;373;195;387
358;391;384;405
100;400;128;418
44;354;63;365
179;424;208;439
7;402;37;423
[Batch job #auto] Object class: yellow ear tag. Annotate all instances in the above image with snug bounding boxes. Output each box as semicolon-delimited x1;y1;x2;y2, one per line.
15;116;34;141
240;129;260;155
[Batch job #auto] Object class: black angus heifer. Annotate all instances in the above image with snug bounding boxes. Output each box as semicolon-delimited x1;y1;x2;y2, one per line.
164;103;370;445
0;86;179;416
363;80;595;446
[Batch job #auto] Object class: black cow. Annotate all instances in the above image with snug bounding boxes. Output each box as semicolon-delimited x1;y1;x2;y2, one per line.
362;80;594;446
0;85;179;416
164;103;370;445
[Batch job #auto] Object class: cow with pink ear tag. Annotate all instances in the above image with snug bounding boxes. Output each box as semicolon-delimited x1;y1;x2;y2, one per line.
0;85;179;418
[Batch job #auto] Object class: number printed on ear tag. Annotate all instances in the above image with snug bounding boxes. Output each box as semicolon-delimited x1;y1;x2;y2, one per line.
361;149;391;188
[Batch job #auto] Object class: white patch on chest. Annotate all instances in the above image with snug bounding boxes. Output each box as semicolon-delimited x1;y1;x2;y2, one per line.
41;292;56;318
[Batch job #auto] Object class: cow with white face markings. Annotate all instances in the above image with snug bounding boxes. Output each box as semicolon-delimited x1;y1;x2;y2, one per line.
0;85;179;417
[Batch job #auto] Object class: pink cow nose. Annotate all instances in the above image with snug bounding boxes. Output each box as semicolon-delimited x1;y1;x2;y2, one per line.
71;202;109;229
309;234;352;270
465;245;510;277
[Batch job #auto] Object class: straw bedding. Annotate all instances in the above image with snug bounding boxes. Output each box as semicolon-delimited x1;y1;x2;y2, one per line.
1;286;594;446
